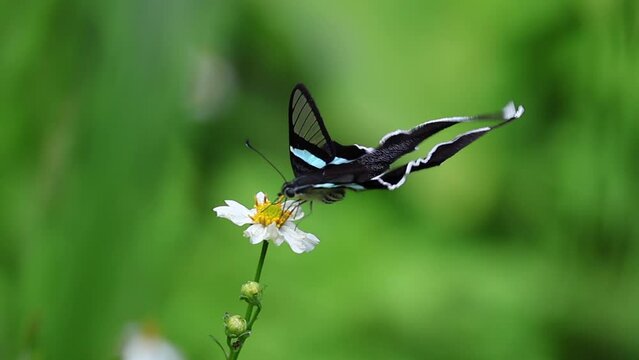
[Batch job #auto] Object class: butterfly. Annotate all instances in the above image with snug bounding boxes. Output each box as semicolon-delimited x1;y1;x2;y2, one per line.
281;83;524;204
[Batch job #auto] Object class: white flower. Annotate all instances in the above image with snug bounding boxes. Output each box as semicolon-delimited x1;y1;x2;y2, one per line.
121;323;183;360
213;192;319;254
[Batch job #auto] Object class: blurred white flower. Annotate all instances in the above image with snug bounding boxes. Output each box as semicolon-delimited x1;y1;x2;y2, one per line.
213;192;319;254
121;324;183;360
188;51;236;120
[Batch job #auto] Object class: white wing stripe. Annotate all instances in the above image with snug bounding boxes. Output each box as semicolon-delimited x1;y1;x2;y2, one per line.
379;116;476;145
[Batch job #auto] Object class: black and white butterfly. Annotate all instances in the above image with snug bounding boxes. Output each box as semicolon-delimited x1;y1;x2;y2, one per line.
281;83;524;204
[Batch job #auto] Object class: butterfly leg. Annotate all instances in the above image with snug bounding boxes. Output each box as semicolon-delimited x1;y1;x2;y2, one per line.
286;200;309;231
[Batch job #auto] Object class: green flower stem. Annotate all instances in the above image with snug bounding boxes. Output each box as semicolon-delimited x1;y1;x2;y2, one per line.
254;241;269;280
245;242;268;321
247;305;262;330
229;242;269;360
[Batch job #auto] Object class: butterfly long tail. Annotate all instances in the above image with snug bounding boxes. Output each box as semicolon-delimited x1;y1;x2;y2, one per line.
378;101;524;152
362;102;525;190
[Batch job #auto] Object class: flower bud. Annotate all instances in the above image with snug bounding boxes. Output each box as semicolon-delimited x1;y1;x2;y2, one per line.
240;281;263;305
224;314;247;337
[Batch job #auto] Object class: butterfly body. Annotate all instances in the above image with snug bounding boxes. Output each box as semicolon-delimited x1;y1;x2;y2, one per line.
281;166;364;203
283;83;524;203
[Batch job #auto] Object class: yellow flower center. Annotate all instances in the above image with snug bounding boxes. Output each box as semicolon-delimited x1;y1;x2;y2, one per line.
250;195;293;228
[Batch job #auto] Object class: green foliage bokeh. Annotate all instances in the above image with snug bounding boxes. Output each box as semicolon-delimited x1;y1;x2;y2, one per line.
1;1;638;359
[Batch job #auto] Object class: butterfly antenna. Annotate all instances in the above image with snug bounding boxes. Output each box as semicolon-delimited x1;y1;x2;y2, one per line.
245;140;288;182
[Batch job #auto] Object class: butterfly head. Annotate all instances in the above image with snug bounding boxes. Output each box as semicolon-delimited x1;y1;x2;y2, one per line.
280;182;298;199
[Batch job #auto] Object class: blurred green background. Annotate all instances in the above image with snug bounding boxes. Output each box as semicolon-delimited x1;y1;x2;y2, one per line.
1;0;638;359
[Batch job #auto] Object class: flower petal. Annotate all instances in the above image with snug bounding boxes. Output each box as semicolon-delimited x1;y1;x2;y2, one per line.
244;223;281;245
243;224;268;244
213;200;253;226
265;223;280;241
255;192;267;205
278;223;320;253
271;228;286;246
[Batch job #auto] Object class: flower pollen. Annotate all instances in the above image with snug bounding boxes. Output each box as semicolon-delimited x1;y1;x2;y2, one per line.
250;194;293;228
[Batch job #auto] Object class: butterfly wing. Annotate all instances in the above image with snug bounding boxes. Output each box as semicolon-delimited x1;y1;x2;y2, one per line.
287;83;525;198
288;84;373;175
329;141;374;165
289;84;336;176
